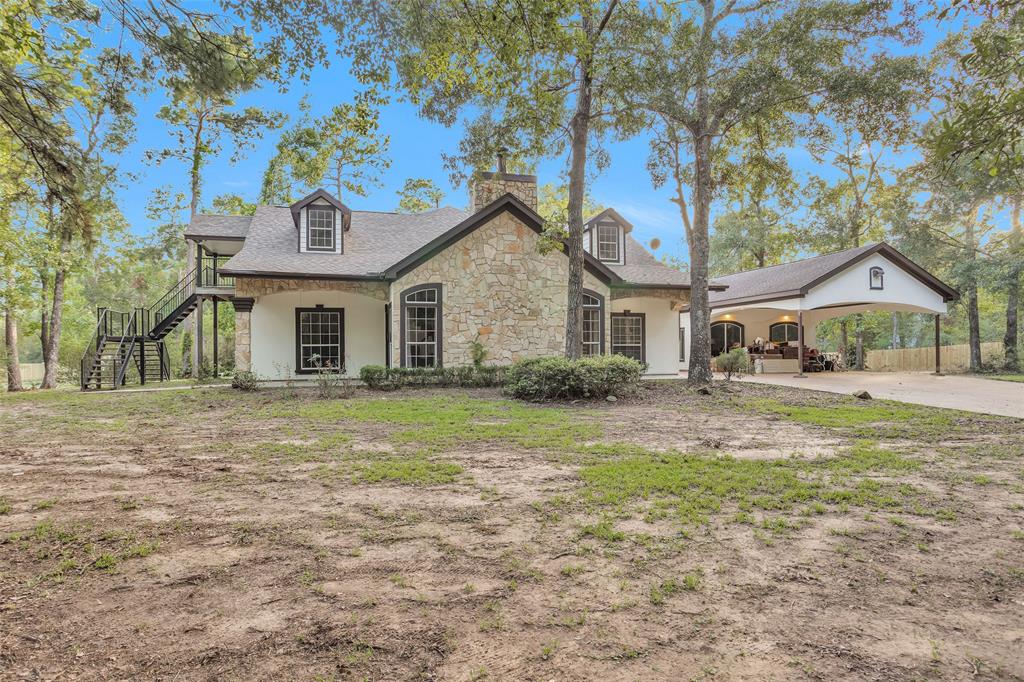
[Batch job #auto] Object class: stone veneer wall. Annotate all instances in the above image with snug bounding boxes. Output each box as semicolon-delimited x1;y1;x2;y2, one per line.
234;311;251;371
391;210;609;367
469;173;538;212
235;276;389;301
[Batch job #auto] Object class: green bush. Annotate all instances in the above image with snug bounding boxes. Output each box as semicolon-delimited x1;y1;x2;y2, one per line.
358;364;505;390
503;355;644;401
716;347;751;380
231;370;259;391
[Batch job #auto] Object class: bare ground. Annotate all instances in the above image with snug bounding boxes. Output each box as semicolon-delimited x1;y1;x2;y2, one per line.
1;382;1022;681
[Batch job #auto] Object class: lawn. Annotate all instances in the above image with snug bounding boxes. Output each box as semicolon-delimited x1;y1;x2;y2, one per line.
1;382;1022;680
987;373;1024;383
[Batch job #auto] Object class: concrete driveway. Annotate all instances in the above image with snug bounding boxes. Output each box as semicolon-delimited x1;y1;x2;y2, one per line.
731;371;1024;419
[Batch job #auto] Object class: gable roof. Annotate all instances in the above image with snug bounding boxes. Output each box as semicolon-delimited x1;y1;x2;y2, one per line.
220;205;470;280
208;192;695;288
289;189;352;230
584;208;634;233
184;214;252;241
708;242;959;308
384;193;621;283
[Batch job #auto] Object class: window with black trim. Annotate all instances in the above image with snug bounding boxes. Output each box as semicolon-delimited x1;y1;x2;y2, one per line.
596;223;620;262
402;284;441;368
869;266;884;290
307;206;336;251
710;321;744;357
295;308;344;373
611;312;644;362
769;322;800;344
679;326;686;362
581;291;605;356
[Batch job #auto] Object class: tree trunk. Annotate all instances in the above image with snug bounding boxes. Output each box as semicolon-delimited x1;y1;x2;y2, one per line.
890;313;899;350
564;62;593;360
854;317;864;371
41;231;71;389
687;126;715;385
1004;197;1021;371
965;217;982;372
839;320;849;368
5;287;22;392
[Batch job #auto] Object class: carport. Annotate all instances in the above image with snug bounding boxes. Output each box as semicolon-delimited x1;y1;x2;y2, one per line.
708;243;959;376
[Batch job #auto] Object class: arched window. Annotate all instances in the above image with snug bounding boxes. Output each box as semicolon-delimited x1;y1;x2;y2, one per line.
401;284;442;368
581;290;605;356
710;321;744;357
769;322;801;345
869;266;885;290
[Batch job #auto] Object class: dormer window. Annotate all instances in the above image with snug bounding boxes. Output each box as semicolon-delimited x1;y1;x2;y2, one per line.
307;206;336;252
597;223;620;262
290;189;350;254
869;266;884;290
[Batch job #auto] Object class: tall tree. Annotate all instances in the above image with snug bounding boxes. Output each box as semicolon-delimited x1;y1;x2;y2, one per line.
150;26;284;217
262;92;390;203
380;0;633;359
622;0;910;383
396;178;444;213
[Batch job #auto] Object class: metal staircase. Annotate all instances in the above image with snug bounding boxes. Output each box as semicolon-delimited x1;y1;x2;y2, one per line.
79;261;234;391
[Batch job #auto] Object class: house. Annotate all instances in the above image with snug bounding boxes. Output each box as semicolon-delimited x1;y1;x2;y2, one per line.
78;168;956;389
183;170;700;381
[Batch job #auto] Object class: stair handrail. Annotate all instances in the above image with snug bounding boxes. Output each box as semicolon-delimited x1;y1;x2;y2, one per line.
113;309;139;387
149;266;198;331
80;307;108;389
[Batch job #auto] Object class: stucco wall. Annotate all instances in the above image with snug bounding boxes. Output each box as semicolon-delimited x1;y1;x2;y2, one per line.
249;289;386;380
390;210;609;366
611;296;687;376
802;252;947;314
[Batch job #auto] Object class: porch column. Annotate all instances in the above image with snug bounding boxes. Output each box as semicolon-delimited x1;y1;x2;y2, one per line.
934;314;942;375
795;310;805;378
193;297;204;378
233;298;255;373
212;299;219;378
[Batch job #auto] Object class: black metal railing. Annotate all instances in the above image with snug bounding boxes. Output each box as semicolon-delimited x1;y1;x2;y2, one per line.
149;267;198;331
79;307;135;389
198;255;235;288
113;309;139;387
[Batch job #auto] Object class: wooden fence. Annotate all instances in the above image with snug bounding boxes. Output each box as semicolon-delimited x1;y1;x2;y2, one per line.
866;342;1004;373
2;362;45;388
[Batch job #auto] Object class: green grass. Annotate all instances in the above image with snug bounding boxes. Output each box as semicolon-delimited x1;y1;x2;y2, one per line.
260;396;601;450
354;456;464;485
743;396;956;438
0;498;11;515
577;442;928;526
987;374;1024;383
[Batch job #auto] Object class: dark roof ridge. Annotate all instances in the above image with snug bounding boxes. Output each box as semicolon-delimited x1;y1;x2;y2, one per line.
714;242;878;279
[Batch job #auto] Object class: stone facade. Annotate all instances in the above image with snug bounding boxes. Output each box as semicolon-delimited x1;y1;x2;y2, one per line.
234;312;251;371
469;172;538;212
391;210;609;366
235;276;389;301
611;287;690;310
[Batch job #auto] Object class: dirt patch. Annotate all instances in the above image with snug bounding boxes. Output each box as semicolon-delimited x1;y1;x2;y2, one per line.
1;383;1022;680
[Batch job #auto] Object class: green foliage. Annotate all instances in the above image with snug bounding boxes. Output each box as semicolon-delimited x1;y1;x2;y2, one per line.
469;334;488;368
353;456;463;486
260;91;389;203
716;348;751;381
504;355;644;402
396;178;444;213
231;371;259;391
358;364;505;390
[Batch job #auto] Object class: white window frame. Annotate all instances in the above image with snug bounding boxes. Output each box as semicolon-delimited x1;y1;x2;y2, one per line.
596;223;620;262
581;291;604;357
611;312;644;363
307;206;336;252
401;284;442;368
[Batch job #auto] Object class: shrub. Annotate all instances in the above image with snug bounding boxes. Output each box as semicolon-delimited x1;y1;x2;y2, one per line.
716;347;751;381
358;364;505;390
231;370;259;391
504;355;644;402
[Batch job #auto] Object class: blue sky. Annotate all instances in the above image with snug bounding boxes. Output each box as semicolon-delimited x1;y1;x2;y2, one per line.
105;6;966;264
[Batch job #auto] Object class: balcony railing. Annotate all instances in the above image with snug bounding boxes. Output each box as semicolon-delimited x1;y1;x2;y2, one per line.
198;256;234;288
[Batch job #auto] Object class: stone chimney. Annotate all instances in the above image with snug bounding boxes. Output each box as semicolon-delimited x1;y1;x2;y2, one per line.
468;152;538;213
